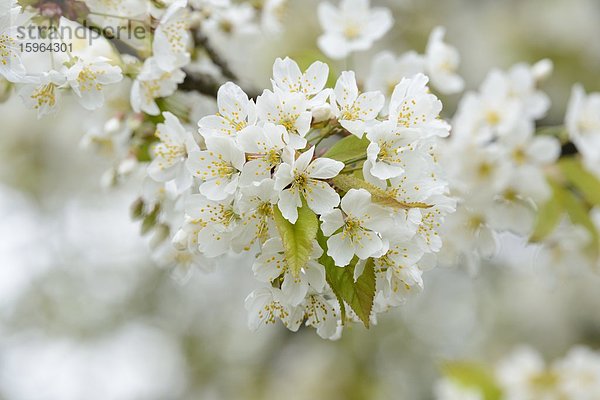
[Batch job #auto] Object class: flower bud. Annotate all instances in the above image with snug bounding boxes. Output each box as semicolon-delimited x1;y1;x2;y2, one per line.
312;103;334;123
171;228;189;251
532;59;553;83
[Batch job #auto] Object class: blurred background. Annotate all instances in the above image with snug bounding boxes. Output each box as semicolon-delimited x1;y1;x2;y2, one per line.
2;0;600;399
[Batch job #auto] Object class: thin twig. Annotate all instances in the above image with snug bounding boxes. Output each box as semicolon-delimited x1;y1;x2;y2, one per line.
194;29;238;81
179;73;222;97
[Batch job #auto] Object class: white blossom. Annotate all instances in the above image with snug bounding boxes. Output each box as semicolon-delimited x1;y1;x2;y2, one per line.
389;73;450;138
131;57;185;115
302;293;339;339
65;57;123;111
554;347;600;399
187;136;245;201
252;238;325;306
366;50;424;111
320;188;389;267
274;146;344;223
244;286;303;332
184;194;243;257
153;0;191;72
147;111;199;193
237;122;288;185
425;26;464;95
256;87;312;148
0;4;30;83
363;120;411;180
19;70;65;118
331;71;384;138
271;57;330;108
198;82;257;140
317;0;393;60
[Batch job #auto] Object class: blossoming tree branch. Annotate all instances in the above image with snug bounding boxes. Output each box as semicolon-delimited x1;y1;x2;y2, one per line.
2;0;600;339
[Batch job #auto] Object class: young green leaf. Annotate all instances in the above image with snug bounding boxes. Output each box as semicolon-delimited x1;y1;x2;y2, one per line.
441;362;502;400
530;181;563;242
317;229;376;328
273;201;319;277
331;174;431;210
141;204;161;235
322;135;370;163
559;157;600;205
559;184;599;256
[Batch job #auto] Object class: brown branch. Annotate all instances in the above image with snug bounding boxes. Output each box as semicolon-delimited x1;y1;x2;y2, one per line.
194;29;238;81
179;72;261;99
179;72;223;97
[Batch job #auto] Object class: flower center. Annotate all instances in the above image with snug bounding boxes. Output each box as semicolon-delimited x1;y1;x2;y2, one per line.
77;67;102;92
293;171;308;188
265;149;281;166
485;110;500;126
342;217;364;241
31;83;58;109
343;24;361;39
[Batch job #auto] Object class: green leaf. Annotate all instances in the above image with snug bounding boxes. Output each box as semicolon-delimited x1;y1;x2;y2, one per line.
559;185;599;254
273;201;319;277
316;229;376;328
141;204;160;235
331;174;431;210
559;157;600;205
130;197;146;221
530;181;563;242
531;174;600;256
442;362;502;400
322;135;370;163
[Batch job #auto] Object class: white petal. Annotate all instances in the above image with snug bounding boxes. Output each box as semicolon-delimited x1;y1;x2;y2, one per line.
370;159;404;180
318;33;350;60
527;136;561;165
304;261;326;292
295;146;315;172
295;111;313;137
273;57;302;92
341;189;372;217
305;180;340;215
340;120;368;138
334;71;359;108
327;233;355;267
281;273;308;306
239;159;271;186
200;176;237;201
302;61;329;95
366;8;393;40
274;163;294;191
354;230;383;260
307;158;344;179
355;91;385;120
278;188;301;223
320;209;345;236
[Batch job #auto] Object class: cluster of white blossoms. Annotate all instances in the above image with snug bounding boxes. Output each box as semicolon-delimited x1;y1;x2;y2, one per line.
366;26;464;100
435;346;600;400
0;2;124;117
143;56;455;338
1;0;289;118
433;55;600;272
437;61;558;265
3;0;600;338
